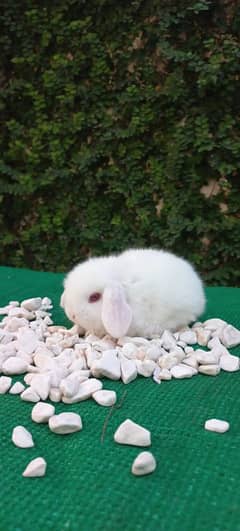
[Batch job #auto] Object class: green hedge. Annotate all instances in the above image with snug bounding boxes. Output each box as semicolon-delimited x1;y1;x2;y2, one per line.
0;0;240;285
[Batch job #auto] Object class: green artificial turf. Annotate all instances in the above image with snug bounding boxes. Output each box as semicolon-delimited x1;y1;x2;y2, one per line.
0;266;239;531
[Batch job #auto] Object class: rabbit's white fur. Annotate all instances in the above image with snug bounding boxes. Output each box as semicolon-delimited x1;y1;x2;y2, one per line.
61;248;206;338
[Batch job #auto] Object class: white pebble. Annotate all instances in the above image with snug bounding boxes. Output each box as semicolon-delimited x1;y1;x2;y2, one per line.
59;374;82;398
12;426;34;448
62;378;102;403
161;330;176;350
182;356;198;369
17;328;38;355
204;419;229;433
22;457;47;477
152;366;161;384
198;364;220;376
5;317;28;332
31;374;51;400
184;346;194;355
21;298;42;311
203;318;227;330
177;340;186;348
146;345;161;361
41;297;53;309
49;412;82;434
24;373;35;385
158;368;172;380
31;402;55;423
219;354;240;372
195;350;218;365
9;381;25;394
21;387;40;402
220;325;240;348
114;419;151;447
91;350;121;380
179;330;197;344
0;376;12;393
195;327;212;346
132;451;157;476
2;357;28;375
120;358;138;384
92;390;117;406
171;364;197;379
136;359;156;377
49;387;62;402
121;342;138;358
158;353;178;370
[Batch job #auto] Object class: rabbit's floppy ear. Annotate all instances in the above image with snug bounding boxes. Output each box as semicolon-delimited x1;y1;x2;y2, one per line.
101;282;132;338
60;291;66;309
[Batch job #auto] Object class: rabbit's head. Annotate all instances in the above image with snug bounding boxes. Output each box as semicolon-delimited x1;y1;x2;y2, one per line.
60;256;132;338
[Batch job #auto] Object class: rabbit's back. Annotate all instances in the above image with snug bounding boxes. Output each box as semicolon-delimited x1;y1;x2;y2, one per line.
116;248;205;335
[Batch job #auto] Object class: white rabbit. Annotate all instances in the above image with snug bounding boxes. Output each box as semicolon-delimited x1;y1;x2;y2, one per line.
60;248;206;338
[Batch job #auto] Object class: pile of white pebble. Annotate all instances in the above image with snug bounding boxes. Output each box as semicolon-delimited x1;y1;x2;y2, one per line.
1;297;239;477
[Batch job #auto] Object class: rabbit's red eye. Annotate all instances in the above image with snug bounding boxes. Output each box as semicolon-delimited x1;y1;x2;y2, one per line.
88;292;101;303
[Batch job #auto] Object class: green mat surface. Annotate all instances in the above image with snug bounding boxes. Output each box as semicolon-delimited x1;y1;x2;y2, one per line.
0;266;240;531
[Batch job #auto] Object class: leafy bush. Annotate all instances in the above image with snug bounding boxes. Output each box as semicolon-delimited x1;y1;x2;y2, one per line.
0;0;239;285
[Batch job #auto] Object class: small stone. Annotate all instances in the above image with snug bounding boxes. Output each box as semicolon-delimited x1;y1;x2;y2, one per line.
21;387;40;402
184;346;194;354
5;317;28;332
9;381;25;394
49;387;62;402
204;419;229;433
131;451;157;476
92;390;117;406
0;305;11;315
219;354;240;372
195;350;219;365
207;336;225;350
152;366;161;384
136;359;156;377
158;368;172;380
114;419;151;447
91;350;121;380
179;330;197;344
220;325;240;348
195;327;212;346
171;364;197;378
9;301;20;307
17;328;38;355
49;412;82;434
146;345;161;361
8;307;34;320
2;357;28;375
122;342;138;359
31;374;51;400
177;340;186;348
0;376;12;393
161;330;176;350
41;297;53;309
198;364;220;376
31;402;55;423
120;358;138;384
33;352;56;371
21;298;42;311
24;373;35;385
59;374;82;398
203;318;227;330
22;457;47;477
182;356;198;369
12;426;34;448
158;353;178;370
62;378;102;403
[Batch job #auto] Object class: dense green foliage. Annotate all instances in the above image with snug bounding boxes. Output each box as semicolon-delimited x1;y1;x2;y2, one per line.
0;0;239;285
